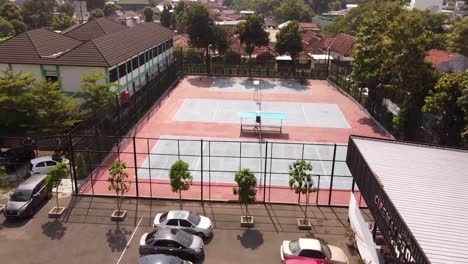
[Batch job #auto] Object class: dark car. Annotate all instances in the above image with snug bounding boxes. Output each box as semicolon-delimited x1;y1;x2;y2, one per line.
4;174;50;220
139;254;193;264
139;228;204;260
0;146;35;172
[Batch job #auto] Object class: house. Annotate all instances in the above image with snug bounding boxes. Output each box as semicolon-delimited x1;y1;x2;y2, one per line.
174;33;191;49
425;49;468;73
264;18;277;29
0;18;175;94
407;0;443;13
278;21;320;32
228;35;277;62
116;0;149;11
111;10;143;27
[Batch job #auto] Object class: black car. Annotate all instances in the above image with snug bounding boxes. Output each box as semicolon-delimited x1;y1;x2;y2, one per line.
139;254;193;264
0;146;35;172
4;174;50;220
139;228;204;260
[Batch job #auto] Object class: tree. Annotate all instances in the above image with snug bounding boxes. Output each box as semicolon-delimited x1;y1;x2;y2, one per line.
446;18;468;57
0;18;14;38
0;70;36;135
46;162;70;212
108;161;131;216
30;80;79;134
289;160;316;223
212;24;229;54
169;160;192;209
275;21;302;76
88;8;104;21
23;0;56;29
323;2;377;36
185;3;216;73
52;15;77;31
172;1;187;31
0;3;23;21
328;0;342;11
76;70;116;113
236;14;269;74
86;0;105;11
160;4;171;27
103;3;122;17
10;19;27;35
423;72;468;146
273;0;314;23
148;0;157;7
233;168;257;217
57;2;75;17
144;7;154;22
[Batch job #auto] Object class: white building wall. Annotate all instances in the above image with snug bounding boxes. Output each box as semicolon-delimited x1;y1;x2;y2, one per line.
408;0;443;12
11;64;42;79
60;66;105;93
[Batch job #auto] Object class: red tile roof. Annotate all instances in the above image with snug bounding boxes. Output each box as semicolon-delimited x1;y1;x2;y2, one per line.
174;33;190;49
229;35;277;57
299;22;320;31
327;33;354;57
425;49;459;67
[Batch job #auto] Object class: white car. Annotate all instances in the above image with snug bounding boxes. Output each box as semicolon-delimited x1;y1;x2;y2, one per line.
280;238;349;264
153;210;213;239
29;156;69;175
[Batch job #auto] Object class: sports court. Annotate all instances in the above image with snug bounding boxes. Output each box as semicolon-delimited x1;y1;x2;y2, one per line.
79;76;390;205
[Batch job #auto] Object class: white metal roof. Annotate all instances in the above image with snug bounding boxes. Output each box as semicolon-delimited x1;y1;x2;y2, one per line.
352;137;468;264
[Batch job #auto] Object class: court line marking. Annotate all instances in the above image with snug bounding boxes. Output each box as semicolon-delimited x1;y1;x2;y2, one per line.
116;216;144;264
301;104;312;126
313;145;327;177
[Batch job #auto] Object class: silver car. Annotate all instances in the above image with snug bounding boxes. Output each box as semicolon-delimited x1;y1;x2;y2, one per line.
153;210;213;238
139;228;204;260
139;254;193;264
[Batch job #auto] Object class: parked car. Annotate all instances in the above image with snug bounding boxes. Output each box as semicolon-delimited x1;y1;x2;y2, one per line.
280;238;349;264
139;228;204;260
29;156;69;175
284;258;331;264
139;254;193;264
153;210;213;238
3;174;50;220
0;146;36;172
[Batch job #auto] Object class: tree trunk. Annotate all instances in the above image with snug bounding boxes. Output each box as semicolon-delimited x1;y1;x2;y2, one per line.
179;191;182;210
297;193;301;205
304;190;310;222
205;46;211;74
245;203;249;217
55;188;59;209
249;53;252;76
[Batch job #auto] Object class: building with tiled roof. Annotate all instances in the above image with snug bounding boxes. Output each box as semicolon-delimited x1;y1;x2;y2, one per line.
0;18;175;94
425;49;468;73
327;33;355;59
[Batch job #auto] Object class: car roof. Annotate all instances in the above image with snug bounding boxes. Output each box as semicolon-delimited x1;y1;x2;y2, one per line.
299;238;322;251
30;156;53;164
139;254;184;264
167;210;190;220
154;228;183;241
17;174;47;190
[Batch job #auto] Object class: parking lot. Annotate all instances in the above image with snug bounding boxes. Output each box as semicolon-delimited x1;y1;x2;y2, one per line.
0;196;370;264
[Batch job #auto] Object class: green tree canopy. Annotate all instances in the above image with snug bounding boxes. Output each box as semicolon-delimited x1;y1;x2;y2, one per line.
76;70;116;113
0;2;23;21
273;0;314;23
236;14;269;73
103;3;122;17
144;6;154;22
108;161;131;214
172;1;188;31
57;2;75;17
52;15;76;31
160;4;171;27
23;0;56;29
30;79;79;134
10;19;27;35
88;8;104;21
0;18;14;38
275;21;302;74
148;0;157;7
212;24;229;54
423;71;468;146
233;168;257;216
86;0;105;11
328;0;342;11
46;162;70;210
169;160;192;208
288;160;316;221
446;18;468;57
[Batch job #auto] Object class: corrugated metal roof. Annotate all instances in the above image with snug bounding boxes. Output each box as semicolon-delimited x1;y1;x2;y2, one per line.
352;137;468;264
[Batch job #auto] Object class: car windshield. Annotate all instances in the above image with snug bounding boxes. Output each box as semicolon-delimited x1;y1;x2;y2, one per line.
320;241;332;259
174;230;193;248
10;190;32;202
187;212;201;225
160;212;168;222
289;240;301;254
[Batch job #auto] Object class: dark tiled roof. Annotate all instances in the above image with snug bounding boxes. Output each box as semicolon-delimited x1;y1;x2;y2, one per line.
63;17;128;41
0;22;174;67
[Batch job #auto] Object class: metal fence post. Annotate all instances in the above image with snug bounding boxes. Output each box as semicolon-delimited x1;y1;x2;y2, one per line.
208;141;211;201
263;141;268;203
147;138;153;198
68;134;79;195
328;144;337;206
177;139;180;160
201;139;203;202
133;136;140;198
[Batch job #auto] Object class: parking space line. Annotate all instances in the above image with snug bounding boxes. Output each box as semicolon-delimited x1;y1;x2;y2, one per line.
116;216;143;264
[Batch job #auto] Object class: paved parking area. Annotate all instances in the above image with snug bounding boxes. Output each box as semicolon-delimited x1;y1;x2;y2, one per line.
0;196;372;264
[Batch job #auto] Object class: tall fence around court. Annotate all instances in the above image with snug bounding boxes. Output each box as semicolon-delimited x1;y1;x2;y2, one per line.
72;136;366;207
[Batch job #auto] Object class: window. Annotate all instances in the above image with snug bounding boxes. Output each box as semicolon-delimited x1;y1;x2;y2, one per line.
179;220;193;228
169;39;173;48
299;250;326;259
160;212;168;222
146;50;151;60
46;161;57;167
139;53;145;66
152;47;157;58
126;61;132;74
132;57;138;70
158;45;162;55
118;64;126;79
187;213;201;225
44;71;58;83
166;219;178;226
109;68;118;82
36;162;45;168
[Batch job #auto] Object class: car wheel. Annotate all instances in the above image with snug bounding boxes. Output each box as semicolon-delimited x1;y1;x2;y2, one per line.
196;232;205;239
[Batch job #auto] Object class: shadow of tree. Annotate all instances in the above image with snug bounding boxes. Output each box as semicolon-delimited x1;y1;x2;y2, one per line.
237;229;264;250
42;219;67;240
106;224;131;252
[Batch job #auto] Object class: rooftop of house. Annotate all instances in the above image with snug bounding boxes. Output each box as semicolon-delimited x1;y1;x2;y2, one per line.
327;33;355;57
62;17;128;41
229;35;277;57
174;33;190;49
425;49;468;72
0;19;174;67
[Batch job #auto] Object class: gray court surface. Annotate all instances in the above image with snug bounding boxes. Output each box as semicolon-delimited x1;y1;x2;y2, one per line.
137;136;353;189
209;78;311;93
173;99;350;128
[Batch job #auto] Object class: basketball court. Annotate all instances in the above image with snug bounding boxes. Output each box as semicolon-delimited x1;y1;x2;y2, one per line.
79;76;390;205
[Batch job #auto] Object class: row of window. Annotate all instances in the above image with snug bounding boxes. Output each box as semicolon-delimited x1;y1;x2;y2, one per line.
109;38;174;83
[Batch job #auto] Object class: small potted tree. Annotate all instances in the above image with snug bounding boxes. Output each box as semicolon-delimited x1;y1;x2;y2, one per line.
345;227;356;248
108;161;131;221
0;166;7;214
169;160;192;209
289;160;316;230
46;162;69;218
233;168;257;227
